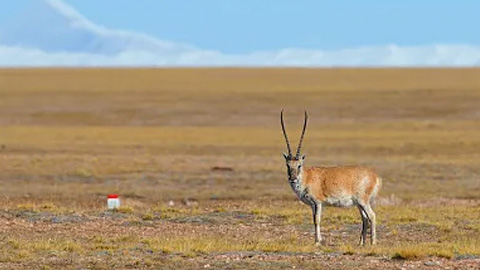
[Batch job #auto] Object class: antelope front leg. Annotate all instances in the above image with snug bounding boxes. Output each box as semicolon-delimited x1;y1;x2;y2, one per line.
312;202;323;245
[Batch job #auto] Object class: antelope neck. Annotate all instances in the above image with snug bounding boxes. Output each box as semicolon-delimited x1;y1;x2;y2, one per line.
289;167;306;199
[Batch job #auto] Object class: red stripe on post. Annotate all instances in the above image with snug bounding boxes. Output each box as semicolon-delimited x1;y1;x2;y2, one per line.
107;194;119;199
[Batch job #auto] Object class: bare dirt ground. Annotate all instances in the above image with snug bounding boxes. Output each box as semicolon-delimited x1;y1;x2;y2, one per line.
0;68;479;269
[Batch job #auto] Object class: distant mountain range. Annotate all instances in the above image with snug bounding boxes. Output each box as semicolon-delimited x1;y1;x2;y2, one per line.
1;0;480;67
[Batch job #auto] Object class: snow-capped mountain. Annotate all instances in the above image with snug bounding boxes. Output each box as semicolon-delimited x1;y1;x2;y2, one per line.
0;0;480;67
0;0;202;55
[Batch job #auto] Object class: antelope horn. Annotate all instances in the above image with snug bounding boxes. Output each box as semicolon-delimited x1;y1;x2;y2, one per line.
280;109;292;157
296;110;308;158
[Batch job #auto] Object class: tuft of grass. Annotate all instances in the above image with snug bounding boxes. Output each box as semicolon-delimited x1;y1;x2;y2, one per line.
0;250;33;263
141;212;155;220
250;209;264;215
16;203;37;212
151;205;187;219
6;239;21;250
390;244;454;260
214;207;228;213
30;238;81;253
0;237;81;263
39;202;57;210
116;206;134;214
71;167;96;178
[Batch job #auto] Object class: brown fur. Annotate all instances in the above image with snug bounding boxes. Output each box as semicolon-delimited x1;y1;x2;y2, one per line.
285;160;382;246
281;111;382;246
303;166;380;203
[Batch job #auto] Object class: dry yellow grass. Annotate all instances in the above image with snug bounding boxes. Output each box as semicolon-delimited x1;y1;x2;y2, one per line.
1;68;480;269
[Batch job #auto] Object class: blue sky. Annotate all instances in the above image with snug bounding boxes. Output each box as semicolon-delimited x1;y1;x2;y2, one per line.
1;0;479;54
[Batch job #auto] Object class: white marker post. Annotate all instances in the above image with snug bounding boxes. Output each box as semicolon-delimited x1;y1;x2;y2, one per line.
107;194;121;210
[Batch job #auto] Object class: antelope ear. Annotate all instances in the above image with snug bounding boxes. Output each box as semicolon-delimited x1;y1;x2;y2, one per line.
283;153;289;160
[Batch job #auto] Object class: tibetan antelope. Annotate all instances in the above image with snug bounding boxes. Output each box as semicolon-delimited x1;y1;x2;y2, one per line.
280;110;381;246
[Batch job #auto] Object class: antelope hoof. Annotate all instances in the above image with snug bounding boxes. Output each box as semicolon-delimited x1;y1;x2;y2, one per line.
314;239;325;246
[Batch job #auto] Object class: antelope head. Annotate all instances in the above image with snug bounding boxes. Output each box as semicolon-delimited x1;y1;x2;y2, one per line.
280;110;308;182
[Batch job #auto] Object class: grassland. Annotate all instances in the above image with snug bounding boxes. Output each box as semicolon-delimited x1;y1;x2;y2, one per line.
0;68;479;269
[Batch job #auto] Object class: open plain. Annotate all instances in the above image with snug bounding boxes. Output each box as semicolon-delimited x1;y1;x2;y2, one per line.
0;68;479;269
